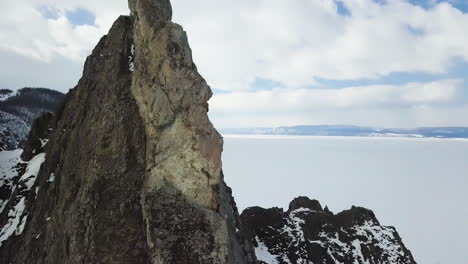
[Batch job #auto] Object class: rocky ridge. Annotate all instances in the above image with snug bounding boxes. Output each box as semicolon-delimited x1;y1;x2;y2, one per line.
241;197;416;264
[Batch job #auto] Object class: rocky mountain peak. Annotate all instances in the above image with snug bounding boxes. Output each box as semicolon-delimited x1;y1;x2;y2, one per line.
129;0;172;22
288;196;323;212
241;197;416;264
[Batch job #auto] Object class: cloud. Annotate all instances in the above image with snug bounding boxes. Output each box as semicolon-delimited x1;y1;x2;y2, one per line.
173;0;468;91
1;0;468;92
209;79;467;127
0;0;467;127
211;79;463;112
0;0;128;90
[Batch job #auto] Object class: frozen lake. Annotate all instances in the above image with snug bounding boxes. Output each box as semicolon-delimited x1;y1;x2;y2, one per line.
222;135;468;264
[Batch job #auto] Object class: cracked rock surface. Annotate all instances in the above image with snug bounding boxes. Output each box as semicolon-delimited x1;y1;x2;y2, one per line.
0;0;256;263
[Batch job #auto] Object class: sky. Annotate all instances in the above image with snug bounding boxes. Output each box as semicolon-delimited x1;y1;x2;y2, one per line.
0;0;467;128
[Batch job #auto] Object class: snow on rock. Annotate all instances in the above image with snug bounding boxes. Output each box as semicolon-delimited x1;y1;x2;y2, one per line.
19;153;46;190
129;43;135;72
47;173;55;183
0;197;26;246
0;90;16;101
255;237;280;264
241;197;416;264
0;150;46;247
0;149;23;213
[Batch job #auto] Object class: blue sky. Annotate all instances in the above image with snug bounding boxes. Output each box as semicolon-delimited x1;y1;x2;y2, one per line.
0;0;467;128
65;8;96;26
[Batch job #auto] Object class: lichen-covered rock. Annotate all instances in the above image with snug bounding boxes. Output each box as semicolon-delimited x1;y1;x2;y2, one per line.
0;0;256;263
241;197;417;264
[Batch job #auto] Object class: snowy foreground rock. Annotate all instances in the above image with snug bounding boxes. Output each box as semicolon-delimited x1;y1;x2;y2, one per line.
241;197;416;264
0;0;416;263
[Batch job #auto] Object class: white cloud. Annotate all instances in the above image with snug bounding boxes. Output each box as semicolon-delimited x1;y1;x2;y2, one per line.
209;79;467;127
0;0;126;63
211;79;462;112
173;0;468;91
0;0;467;127
1;0;468;92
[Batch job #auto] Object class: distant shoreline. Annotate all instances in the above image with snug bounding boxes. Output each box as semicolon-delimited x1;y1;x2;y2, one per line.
222;134;468;140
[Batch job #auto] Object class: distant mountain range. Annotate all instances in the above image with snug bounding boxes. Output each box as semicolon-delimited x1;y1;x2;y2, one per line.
0;88;65;150
220;125;468;139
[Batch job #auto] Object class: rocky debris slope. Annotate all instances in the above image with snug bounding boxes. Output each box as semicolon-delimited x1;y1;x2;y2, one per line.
0;0;256;263
0;88;64;151
241;197;416;264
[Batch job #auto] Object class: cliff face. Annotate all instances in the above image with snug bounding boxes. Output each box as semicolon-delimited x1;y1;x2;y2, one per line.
0;0;255;263
0;1;419;263
241;197;417;264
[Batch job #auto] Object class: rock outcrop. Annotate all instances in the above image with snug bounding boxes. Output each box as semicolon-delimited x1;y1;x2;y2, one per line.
0;0;255;263
241;197;416;264
0;1;418;263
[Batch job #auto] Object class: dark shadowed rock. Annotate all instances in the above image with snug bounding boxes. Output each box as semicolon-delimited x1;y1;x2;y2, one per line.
288;196;323;212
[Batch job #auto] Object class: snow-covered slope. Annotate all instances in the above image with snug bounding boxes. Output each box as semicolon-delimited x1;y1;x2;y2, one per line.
0;114;51;249
241;197;416;264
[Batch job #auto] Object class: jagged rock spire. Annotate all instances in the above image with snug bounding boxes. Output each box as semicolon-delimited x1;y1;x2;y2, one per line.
0;0;256;263
129;0;172;22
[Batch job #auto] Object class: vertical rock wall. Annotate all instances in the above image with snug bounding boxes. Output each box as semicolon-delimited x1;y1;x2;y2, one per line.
0;0;256;263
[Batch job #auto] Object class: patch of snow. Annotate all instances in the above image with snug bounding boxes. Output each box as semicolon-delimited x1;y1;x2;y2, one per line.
129;43;135;72
255;237;279;264
290;207;314;214
0;91;16;101
0;151;47;246
351;239;370;264
48;173;55;183
282;209;306;245
315;220;406;263
0;197;27;246
0;149;23;213
19;153;46;190
40;138;49;148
